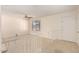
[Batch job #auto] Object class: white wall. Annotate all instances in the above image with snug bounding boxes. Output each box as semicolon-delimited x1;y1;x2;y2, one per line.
76;8;79;44
0;5;1;52
30;10;77;42
1;12;28;41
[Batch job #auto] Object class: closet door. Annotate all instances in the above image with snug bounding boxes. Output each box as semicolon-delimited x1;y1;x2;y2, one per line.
62;15;76;42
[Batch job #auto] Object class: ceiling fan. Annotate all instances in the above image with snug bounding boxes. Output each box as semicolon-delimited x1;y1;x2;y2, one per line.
24;14;32;19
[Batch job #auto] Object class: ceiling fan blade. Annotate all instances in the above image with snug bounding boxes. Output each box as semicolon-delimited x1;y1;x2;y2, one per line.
24;15;28;18
28;17;32;18
24;14;32;19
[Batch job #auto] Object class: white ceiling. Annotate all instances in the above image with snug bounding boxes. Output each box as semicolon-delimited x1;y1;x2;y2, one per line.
2;5;78;17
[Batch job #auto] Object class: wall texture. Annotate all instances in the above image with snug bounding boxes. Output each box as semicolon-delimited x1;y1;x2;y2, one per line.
76;8;79;44
30;10;78;43
0;5;1;52
1;12;28;42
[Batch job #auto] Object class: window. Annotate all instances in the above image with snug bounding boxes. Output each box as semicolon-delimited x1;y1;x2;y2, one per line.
32;20;40;31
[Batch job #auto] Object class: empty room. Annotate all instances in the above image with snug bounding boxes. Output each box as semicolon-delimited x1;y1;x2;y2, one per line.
1;5;79;53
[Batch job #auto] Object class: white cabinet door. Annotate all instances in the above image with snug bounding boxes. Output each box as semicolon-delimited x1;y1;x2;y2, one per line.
62;15;76;42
